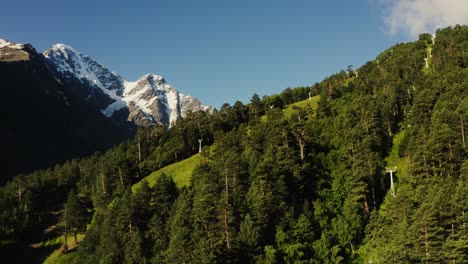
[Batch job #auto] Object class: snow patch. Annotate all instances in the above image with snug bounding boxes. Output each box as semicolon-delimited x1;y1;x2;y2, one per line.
0;39;27;56
102;100;127;117
166;90;180;125
0;39;24;49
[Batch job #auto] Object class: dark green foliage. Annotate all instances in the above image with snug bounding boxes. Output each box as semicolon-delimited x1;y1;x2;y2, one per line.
165;190;193;264
60;189;87;247
249;93;265;121
237;214;260;262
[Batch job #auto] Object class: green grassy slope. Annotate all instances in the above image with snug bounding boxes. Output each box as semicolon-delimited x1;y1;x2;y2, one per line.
376;129;410;202
384;130;409;182
42;234;84;264
283;95;320;119
132;153;204;192
261;95;320;122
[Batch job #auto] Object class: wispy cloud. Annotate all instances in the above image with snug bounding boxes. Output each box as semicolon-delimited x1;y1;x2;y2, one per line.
380;0;468;38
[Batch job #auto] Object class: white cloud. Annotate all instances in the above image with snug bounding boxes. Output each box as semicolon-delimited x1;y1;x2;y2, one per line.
381;0;468;38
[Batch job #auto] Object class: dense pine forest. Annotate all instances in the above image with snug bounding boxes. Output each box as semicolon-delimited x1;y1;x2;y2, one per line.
1;25;467;263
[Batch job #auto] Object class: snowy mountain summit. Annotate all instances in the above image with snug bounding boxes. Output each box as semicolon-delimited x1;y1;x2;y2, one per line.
44;44;213;128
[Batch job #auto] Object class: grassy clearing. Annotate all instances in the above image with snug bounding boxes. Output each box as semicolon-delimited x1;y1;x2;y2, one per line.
381;129;410;200
42;233;84;264
384;130;409;179
423;42;433;74
370;129;410;219
44;251;78;264
132;153;203;192
344;76;355;87
283;95;320;119
261;95;320;122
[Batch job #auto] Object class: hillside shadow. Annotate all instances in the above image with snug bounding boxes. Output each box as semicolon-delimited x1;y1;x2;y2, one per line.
0;211;62;263
1;241;60;264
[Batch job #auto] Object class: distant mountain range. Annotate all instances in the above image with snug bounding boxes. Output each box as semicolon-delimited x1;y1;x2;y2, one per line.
44;44;214;131
0;38;213;182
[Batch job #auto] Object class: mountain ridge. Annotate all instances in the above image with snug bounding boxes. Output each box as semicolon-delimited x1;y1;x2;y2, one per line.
43;43;214;129
0;39;128;182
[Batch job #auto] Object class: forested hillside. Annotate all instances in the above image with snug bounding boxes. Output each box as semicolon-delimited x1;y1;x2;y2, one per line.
0;25;467;263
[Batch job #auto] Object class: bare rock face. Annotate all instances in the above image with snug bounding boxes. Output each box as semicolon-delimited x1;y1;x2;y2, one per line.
44;44;214;130
126;102;156;127
0;39;33;62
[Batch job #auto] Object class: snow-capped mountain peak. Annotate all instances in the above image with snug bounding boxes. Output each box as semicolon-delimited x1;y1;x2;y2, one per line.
44;44;213;128
44;44;125;98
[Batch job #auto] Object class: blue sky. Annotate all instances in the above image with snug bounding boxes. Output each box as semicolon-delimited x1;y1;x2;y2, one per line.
2;0;467;108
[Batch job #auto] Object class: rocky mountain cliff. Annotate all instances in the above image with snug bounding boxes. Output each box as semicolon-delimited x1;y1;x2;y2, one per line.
44;44;214;130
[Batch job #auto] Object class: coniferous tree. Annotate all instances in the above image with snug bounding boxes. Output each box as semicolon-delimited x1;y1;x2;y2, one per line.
165;190;193;264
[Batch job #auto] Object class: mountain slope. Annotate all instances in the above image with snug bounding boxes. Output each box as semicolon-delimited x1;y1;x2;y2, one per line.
44;44;213;130
0;39;127;183
133;153;203;192
2;26;467;264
